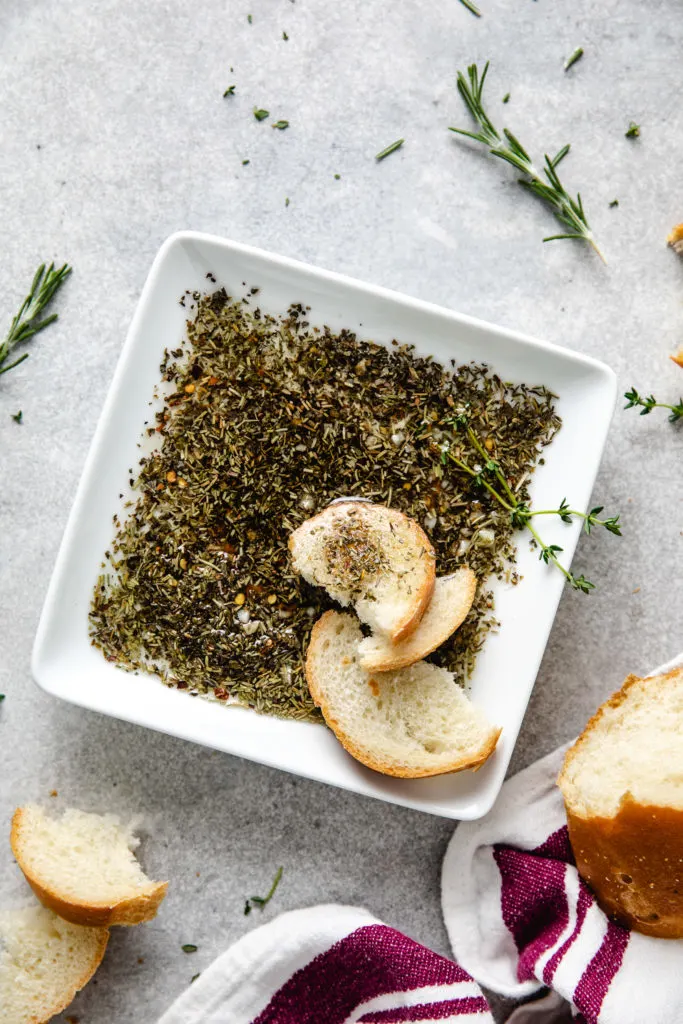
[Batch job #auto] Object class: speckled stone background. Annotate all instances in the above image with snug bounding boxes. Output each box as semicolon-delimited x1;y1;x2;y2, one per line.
1;0;682;1020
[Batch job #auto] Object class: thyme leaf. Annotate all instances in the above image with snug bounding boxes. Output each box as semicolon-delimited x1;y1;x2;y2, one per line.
450;62;604;261
625;121;641;139
223;85;236;97
11;410;22;423
0;263;72;377
181;944;198;953
244;866;283;916
624;387;683;423
272;120;289;130
253;108;269;121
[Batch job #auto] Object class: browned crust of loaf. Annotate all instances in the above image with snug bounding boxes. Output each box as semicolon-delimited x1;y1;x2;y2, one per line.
559;667;683;938
565;802;683;938
10;809;169;928
306;611;500;779
360;568;477;672
289;501;436;644
29;926;109;1024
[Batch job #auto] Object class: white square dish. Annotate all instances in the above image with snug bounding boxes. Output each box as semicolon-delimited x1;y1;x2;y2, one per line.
32;231;616;820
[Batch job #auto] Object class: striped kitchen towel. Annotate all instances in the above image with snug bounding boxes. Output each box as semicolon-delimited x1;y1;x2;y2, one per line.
156;903;493;1023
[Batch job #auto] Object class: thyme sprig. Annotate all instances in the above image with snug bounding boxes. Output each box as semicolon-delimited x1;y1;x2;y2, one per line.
0;263;72;377
624;387;683;422
441;418;620;593
244;866;283;916
450;63;604;261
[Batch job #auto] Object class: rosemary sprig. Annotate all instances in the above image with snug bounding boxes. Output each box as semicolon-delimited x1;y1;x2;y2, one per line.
450;63;604;261
442;419;620;593
624;387;683;422
0;263;72;377
244;866;283;916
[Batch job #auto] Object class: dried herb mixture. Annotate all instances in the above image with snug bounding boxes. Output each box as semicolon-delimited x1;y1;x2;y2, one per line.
90;286;561;720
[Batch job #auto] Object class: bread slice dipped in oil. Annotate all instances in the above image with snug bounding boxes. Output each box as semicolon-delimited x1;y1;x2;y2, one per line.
289;500;436;643
558;666;683;938
358;569;476;672
306;610;500;778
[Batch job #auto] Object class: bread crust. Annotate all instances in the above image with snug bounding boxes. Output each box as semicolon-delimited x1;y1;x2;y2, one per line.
359;569;477;672
46;928;109;1022
10;809;169;928
565;802;683;938
559;668;683;938
289;501;436;643
306;611;500;779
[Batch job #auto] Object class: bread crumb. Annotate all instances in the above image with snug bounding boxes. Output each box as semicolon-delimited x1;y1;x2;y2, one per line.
65;1016;80;1023
196;871;201;877
668;223;683;254
138;957;145;964
671;347;683;369
632;587;641;594
49;790;58;798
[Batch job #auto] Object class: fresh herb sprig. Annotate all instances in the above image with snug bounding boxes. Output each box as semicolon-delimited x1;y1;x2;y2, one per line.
0;263;72;377
441;417;620;593
450;63;604;261
244;866;283;916
624;387;683;422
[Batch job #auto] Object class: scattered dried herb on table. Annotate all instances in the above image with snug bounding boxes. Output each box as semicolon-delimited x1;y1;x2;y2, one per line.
90;288;561;720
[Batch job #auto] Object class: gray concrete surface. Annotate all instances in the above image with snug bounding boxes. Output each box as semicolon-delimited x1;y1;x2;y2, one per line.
1;0;682;1019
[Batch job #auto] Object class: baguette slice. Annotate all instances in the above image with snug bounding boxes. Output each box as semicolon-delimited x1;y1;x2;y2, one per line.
290;501;436;643
358;569;476;672
558;667;683;938
306;611;500;778
0;904;108;1024
11;806;168;928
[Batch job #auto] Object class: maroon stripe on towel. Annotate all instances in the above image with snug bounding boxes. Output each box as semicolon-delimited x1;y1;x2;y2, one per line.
359;996;491;1020
493;844;569;982
251;924;480;1024
572;921;629;1023
542;881;592;985
532;826;575;865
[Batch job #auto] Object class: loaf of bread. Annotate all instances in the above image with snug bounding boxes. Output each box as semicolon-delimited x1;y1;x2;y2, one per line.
306;610;500;778
558;666;683;938
289;500;436;642
0;904;108;1024
11;806;168;928
358;569;476;671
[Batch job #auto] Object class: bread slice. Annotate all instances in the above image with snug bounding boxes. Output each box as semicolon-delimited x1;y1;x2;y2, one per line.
358;569;476;672
305;610;500;778
11;806;168;928
558;667;683;938
290;501;436;642
0;904;108;1024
